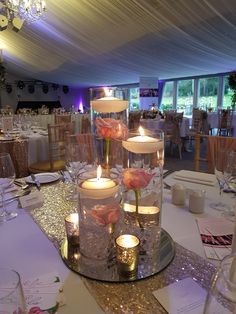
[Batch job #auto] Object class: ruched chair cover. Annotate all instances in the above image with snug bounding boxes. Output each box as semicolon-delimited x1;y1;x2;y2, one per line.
0;139;29;178
29;122;75;173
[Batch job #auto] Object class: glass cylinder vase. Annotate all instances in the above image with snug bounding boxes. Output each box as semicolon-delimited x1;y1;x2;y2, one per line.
78;168;123;262
90;96;129;173
121;128;164;262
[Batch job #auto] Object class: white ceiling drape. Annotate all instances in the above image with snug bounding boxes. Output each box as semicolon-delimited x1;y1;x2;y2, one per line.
1;0;236;87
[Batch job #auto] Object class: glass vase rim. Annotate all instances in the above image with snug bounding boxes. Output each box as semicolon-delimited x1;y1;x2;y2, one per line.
0;268;21;301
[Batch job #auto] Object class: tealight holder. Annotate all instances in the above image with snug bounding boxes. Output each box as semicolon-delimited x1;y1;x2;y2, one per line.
65;213;79;246
121;128;164;259
78;168;123;261
116;234;140;274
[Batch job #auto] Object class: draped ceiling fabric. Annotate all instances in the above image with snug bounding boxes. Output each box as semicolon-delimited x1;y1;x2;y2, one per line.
1;0;236;87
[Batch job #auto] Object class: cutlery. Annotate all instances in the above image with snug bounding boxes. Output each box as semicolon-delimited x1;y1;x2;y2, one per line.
14;180;30;190
30;174;41;190
163;169;175;179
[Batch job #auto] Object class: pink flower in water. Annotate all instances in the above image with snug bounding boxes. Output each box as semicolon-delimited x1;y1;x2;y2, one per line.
95;118;128;140
28;307;50;314
122;168;154;190
91;203;120;225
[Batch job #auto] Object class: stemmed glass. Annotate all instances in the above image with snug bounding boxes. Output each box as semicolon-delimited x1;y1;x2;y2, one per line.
0;153;17;222
204;254;236;313
210;148;231;212
65;143;91;201
0;268;27;313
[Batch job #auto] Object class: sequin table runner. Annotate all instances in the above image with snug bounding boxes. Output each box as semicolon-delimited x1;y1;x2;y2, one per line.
30;183;216;313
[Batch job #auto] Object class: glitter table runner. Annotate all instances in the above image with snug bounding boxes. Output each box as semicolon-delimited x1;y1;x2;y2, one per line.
30;182;216;313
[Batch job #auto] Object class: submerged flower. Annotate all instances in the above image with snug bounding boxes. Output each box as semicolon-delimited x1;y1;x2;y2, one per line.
91;203;120;226
95;117;128;140
28;307;50;314
122;168;154;190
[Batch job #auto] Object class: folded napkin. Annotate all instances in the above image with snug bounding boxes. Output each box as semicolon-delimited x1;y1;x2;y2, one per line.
174;170;216;186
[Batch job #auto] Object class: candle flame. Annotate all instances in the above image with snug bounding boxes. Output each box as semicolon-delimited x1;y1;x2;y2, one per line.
97;165;102;180
139;126;144;136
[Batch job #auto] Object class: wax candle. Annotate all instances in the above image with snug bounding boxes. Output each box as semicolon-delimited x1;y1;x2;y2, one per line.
91;96;128;113
122;126;163;154
79;165;118;199
116;234;140;274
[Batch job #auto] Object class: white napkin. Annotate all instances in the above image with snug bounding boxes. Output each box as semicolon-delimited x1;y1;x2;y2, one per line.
174;170;216;186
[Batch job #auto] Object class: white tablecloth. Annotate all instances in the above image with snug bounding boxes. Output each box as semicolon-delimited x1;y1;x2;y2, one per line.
1;171;234;312
140;117;190;137
27;133;49;165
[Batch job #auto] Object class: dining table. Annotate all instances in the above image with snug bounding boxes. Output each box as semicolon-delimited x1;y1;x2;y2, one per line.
0;170;234;313
140;117;190;137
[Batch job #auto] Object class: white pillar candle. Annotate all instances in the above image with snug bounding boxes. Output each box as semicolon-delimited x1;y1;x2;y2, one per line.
79;165;118;199
122;126;163;154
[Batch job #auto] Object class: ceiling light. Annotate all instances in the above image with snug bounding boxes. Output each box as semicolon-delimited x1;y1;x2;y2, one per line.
0;0;46;31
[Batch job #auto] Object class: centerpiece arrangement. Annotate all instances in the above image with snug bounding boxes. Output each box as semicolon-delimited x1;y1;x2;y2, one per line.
61;91;172;281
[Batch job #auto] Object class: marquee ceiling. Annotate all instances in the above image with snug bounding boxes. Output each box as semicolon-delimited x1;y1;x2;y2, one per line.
1;0;236;87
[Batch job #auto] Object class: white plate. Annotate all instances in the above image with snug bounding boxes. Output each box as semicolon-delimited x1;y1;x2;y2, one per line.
25;172;61;184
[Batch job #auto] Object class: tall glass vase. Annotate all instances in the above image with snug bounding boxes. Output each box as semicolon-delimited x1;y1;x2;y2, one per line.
90;95;128;173
121;128;164;262
78;169;123;262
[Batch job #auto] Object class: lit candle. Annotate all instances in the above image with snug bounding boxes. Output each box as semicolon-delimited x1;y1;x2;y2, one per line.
116;234;140;274
79;165;118;199
122;126;163;154
65;213;79;246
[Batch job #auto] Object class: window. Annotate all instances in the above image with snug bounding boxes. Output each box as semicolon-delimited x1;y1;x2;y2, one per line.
160;81;173;111
198;77;218;111
223;75;234;109
129;88;139;111
177;79;193;116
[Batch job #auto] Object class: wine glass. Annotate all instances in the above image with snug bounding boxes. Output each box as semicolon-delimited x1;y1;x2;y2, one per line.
223;151;236;220
0;268;27;313
65;143;92;201
204;254;236;313
210;148;231;212
0;153;17;222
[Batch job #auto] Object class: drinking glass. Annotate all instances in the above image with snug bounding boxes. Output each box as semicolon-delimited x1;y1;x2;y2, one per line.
223;151;236;220
204;254;236;313
65;142;94;201
0;153;17;222
210;148;230;212
0;268;27;313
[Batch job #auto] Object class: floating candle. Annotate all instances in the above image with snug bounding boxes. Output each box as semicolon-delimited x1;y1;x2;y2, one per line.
122;126;163;154
91;97;128;113
79;165;118;199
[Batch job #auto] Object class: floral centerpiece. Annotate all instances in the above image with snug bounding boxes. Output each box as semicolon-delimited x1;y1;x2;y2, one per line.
122;168;154;227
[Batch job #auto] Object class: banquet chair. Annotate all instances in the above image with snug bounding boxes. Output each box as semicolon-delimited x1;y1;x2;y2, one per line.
194;133;236;173
55;114;72;124
0;139;29;178
66;133;95;164
81;116;91;133
217;109;233;136
28;122;75;173
163;112;183;159
129;111;141;130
